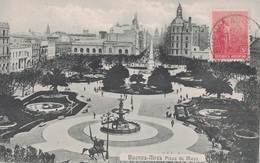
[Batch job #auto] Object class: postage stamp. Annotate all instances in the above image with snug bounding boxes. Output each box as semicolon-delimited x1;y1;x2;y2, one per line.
211;10;249;60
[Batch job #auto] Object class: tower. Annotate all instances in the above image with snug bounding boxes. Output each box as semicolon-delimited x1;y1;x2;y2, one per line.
176;3;182;18
132;12;139;30
45;24;50;36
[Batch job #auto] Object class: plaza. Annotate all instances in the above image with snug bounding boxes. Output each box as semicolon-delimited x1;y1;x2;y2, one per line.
5;76;243;162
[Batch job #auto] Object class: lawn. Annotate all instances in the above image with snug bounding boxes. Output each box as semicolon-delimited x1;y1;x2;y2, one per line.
138;98;178;118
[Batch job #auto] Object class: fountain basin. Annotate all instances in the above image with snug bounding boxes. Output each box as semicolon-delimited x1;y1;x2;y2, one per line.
100;121;140;134
26;102;65;113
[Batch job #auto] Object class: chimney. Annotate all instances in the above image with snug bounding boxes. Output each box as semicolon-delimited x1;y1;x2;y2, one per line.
189;17;192;23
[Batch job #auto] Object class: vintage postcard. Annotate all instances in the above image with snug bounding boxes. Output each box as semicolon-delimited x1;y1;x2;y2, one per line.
0;0;259;162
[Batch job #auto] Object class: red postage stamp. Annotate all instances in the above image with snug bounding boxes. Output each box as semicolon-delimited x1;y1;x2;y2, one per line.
211;10;249;61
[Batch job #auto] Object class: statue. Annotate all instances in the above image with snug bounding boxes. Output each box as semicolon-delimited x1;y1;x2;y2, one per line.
81;126;106;160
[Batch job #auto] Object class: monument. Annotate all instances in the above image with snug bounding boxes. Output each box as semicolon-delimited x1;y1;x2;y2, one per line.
100;96;140;134
147;38;155;70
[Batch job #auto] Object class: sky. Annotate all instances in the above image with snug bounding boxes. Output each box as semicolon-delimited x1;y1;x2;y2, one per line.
0;0;260;35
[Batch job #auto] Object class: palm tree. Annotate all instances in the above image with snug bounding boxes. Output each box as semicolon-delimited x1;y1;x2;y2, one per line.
204;76;233;99
41;68;68;94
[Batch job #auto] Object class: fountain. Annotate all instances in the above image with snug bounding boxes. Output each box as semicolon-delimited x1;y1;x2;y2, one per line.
26;102;65;113
100;96;140;134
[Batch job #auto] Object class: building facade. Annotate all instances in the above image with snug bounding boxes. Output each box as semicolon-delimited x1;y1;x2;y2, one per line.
10;46;32;72
250;37;260;78
165;4;209;59
70;13;150;56
167;4;192;57
0;22;10;74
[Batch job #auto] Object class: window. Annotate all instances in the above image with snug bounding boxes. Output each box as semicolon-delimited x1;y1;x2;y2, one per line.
171;43;174;47
172;28;175;32
185;50;188;54
194;48;196;51
176;50;178;54
74;48;77;52
186;36;188;41
86;48;90;53
80;48;83;53
186;29;189;33
177;28;179;32
119;49;122;54
93;48;96;53
125;49;128;54
99;48;102;53
172;36;174;40
176;36;179;40
3;30;5;36
185;43;188;48
109;48;112;53
176;43;178;48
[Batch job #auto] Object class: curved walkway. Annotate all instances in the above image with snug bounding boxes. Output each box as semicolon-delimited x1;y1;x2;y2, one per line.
32;115;198;157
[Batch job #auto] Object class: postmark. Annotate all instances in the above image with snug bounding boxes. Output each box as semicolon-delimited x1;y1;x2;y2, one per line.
211;10;249;61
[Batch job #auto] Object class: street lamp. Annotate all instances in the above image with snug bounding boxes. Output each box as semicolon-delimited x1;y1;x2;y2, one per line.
103;111;113;160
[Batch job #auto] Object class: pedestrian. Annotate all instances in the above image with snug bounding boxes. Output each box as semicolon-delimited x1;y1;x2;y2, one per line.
93;112;96;119
180;95;182;99
173;111;176;119
84;87;86;91
101;91;104;97
186;94;188;99
171;119;174;127
166;111;169;118
131;105;134;112
177;89;179;94
212;138;215;148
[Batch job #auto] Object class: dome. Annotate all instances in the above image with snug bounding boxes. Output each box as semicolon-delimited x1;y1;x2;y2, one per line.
171;17;186;24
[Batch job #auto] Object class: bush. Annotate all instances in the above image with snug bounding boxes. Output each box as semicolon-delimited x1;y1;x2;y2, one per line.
0;145;55;163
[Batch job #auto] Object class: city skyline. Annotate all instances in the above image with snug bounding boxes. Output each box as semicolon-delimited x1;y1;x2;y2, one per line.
0;0;260;35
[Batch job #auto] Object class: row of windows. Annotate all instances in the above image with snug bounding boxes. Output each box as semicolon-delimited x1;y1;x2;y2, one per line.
172;27;189;33
171;36;189;41
74;48;129;54
169;49;188;55
171;42;189;48
0;29;9;36
1;38;9;44
12;51;30;58
0;63;9;72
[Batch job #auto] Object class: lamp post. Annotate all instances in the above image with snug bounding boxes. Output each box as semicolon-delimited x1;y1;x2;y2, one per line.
105;111;113;160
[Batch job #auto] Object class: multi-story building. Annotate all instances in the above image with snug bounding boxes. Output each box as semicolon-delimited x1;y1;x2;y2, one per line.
165;4;209;59
250;37;260;78
0;22;10;74
167;4;192;57
10;46;32;72
70;13;150;56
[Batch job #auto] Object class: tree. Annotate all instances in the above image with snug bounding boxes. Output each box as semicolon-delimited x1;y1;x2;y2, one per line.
103;64;129;90
89;58;103;73
0;74;14;95
129;74;146;91
29;68;43;93
147;66;172;92
70;64;89;79
41;68;68;94
203;76;233;99
17;69;34;97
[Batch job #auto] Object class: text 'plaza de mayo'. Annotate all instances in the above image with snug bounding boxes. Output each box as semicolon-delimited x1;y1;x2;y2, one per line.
0;3;259;76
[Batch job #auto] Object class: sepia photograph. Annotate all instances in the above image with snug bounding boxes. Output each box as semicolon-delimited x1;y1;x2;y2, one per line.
0;0;259;162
